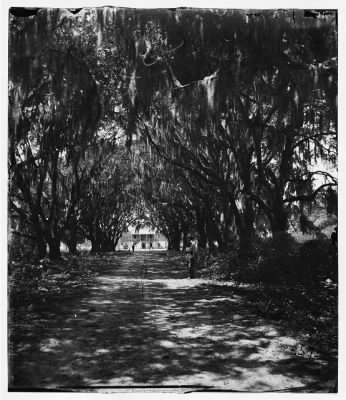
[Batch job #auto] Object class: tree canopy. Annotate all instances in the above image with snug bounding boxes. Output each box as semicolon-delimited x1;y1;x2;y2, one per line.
8;8;337;258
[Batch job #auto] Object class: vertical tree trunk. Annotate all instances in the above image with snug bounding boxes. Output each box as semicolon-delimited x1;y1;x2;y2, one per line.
196;208;207;248
63;226;78;254
182;230;189;251
270;200;289;239
91;239;100;253
231;195;255;258
66;237;77;254
168;229;181;251
66;215;78;254
206;213;224;253
32;219;47;258
90;229;116;252
47;237;61;259
181;222;189;251
36;237;47;258
238;225;254;258
100;237;115;252
271;134;293;237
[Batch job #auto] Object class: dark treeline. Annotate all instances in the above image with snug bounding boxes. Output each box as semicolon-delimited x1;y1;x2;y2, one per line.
8;8;337;259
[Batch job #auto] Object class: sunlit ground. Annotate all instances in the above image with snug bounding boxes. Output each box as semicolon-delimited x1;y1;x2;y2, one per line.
9;252;336;391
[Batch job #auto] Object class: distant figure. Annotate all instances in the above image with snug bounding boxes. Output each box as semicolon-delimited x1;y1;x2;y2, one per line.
149;241;153;250
331;227;337;247
132;243;135;252
186;236;198;278
142;242;146;249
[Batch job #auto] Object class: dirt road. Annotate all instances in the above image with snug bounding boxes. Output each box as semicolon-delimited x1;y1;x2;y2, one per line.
9;252;336;392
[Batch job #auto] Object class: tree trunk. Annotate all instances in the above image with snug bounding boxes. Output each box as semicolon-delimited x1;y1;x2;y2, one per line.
47;237;61;259
36;236;47;258
100;238;115;252
206;213;224;253
91;239;100;253
238;224;254;258
232;196;255;258
63;227;78;254
90;231;115;253
31;219;47;258
196;208;207;248
271;203;289;237
181;222;189;251
66;238;77;254
168;229;181;251
182;230;189;251
64;217;78;254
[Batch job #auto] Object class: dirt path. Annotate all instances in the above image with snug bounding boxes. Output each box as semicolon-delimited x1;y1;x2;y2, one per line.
9;252;335;391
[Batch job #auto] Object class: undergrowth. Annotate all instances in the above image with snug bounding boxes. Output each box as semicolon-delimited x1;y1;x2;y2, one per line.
198;235;338;358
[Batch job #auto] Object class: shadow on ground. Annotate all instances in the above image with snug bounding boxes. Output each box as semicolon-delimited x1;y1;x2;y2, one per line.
9;252;336;391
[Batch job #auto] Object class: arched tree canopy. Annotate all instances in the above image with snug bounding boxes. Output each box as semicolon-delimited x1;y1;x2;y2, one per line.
8;8;337;258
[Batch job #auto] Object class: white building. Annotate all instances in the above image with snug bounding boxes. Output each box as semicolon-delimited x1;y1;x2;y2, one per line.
116;225;168;251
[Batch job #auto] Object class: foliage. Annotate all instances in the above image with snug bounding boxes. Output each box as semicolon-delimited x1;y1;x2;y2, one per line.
199;235;337;358
8;10;338;389
8;9;137;258
8;8;338;259
112;8;338;253
8;10;102;258
8;255;101;310
78;140;137;252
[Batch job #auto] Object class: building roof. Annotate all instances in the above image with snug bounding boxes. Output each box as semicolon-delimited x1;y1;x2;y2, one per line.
126;225;157;235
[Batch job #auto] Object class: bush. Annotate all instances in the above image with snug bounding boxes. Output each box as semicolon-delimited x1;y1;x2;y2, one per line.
198;236;337;359
199;252;231;280
199;235;337;287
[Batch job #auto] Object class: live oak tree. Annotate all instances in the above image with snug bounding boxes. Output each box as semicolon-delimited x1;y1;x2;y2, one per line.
226;12;338;236
8;8;337;259
8;9;135;258
9;9;101;258
78;139;136;252
106;8;337;253
131;131;236;252
9;39;100;258
143;170;196;251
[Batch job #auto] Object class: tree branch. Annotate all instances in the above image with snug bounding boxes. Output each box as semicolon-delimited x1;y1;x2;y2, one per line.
283;183;337;204
292;132;335;150
287;170;337;184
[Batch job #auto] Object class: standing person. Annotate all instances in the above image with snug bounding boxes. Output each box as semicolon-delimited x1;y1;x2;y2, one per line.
132;243;135;252
186;235;198;278
149;241;153;250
